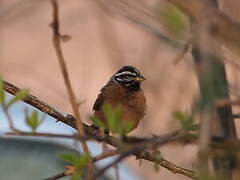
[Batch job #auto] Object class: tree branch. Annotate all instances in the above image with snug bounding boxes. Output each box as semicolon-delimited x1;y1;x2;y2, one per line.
3;80;198;179
49;1;93;178
5;131;90;141
50;0;86;142
45;172;66;180
95;134;199;179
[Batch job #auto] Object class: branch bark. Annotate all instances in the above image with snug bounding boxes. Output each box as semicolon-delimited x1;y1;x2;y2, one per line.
50;0;86;143
51;0;94;178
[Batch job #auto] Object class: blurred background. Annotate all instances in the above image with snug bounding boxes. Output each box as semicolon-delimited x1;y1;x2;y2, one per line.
1;0;240;179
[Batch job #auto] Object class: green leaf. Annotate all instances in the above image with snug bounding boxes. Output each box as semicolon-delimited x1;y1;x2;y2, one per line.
58;153;78;164
155;151;163;163
59;153;78;164
75;154;91;169
153;163;160;172
90;115;106;129
172;111;198;131
119;121;134;135
25;110;44;132
59;153;88;180
102;104;136;135
29;111;38;130
6;89;29;107
71;172;82;180
153;151;163;172
103;104;122;133
58;153;90;169
159;3;188;39
172;111;188;121
0;77;5;104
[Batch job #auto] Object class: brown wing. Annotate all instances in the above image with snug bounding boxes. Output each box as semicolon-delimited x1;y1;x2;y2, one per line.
93;83;114;125
93;90;104;111
93;84;110;111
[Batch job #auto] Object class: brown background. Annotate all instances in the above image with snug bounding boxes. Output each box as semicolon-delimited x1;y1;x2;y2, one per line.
1;0;240;179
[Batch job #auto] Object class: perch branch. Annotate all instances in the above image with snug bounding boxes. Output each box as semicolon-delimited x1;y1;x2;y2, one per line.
3;80;198;179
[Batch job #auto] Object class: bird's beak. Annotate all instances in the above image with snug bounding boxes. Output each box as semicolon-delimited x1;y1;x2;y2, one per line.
134;75;145;82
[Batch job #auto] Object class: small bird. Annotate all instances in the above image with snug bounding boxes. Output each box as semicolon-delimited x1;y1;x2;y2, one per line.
92;65;147;134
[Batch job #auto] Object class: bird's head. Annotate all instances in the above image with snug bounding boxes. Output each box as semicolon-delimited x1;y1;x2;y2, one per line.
112;65;145;91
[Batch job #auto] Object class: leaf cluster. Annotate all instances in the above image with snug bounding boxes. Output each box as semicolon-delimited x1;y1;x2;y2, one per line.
172;111;198;131
159;3;188;40
24;110;45;132
91;104;134;135
59;153;91;180
0;77;29;108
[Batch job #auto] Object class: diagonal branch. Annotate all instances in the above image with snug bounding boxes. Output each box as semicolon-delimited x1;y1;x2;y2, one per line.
3;80;198;179
45;172;66;180
95;134;198;179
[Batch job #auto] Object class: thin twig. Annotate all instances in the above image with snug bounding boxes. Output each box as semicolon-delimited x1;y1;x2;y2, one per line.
233;114;240;119
46;165;75;180
45;172;66;180
93;150;119;162
2;105;16;131
95;134;199;179
50;0;93;179
50;0;85;138
5;131;90;141
45;151;120;180
46;151;120;180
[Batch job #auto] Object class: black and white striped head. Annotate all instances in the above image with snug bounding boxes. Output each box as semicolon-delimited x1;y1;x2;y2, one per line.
112;65;145;91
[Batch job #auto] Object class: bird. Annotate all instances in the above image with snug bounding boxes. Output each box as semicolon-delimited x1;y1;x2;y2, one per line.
92;65;147;134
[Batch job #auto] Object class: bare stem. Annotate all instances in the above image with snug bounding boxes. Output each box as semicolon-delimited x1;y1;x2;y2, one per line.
2;105;17;131
50;0;93;178
93;150;119;162
5;131;90;141
45;172;66;180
